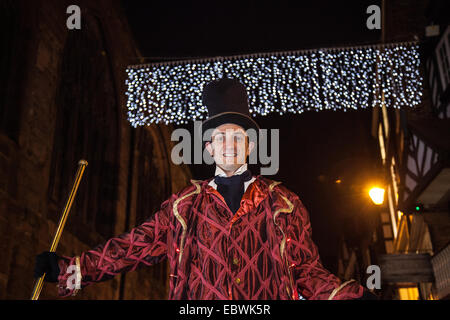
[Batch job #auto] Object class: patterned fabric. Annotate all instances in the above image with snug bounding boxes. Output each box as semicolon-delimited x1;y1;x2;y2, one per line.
57;176;365;300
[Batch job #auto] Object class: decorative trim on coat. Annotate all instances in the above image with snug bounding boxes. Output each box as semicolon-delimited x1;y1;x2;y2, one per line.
173;179;202;264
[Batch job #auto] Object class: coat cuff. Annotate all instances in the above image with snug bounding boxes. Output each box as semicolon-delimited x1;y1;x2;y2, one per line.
57;256;82;297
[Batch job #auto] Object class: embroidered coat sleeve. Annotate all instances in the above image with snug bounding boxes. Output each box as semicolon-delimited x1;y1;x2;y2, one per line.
284;194;364;300
56;197;173;297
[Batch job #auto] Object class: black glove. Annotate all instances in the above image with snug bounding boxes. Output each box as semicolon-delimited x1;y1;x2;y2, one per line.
34;251;61;283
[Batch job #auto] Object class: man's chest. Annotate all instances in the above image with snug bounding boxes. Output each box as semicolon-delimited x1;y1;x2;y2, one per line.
189;197;281;256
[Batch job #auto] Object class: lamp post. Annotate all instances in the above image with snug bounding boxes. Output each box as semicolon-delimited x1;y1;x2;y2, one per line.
369;187;385;205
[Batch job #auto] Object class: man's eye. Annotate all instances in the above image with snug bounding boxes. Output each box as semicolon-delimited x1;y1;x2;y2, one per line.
214;136;224;143
235;136;243;142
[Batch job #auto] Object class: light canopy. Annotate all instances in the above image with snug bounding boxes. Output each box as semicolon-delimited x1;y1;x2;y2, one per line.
125;43;422;127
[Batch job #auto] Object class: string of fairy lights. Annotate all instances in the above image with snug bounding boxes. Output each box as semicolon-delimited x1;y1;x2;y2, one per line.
125;43;422;126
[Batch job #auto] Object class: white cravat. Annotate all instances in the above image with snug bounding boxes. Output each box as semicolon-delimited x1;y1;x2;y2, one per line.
208;163;256;192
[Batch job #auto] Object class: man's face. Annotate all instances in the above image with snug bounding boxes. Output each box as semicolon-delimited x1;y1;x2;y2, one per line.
205;123;255;174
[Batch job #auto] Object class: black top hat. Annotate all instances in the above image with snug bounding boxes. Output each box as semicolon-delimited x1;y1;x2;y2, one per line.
201;78;260;140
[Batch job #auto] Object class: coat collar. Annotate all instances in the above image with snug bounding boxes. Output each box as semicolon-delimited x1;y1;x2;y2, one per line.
213;163;248;177
194;175;281;228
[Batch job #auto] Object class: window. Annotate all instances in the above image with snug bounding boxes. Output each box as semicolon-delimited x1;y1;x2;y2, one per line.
398;287;419;300
48;14;119;242
135;128;171;225
131;127;171;297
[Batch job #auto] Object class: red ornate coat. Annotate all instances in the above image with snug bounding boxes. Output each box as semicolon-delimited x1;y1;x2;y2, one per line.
57;175;364;300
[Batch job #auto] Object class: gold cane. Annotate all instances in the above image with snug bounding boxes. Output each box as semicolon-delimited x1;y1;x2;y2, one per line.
31;159;88;300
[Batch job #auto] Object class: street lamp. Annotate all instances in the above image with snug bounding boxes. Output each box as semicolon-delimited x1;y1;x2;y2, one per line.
369;187;385;205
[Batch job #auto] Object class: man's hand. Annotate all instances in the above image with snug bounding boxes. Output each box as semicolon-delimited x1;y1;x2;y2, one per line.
34;251;61;283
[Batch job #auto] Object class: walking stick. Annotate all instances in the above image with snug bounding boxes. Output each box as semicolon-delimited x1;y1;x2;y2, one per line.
31;159;88;300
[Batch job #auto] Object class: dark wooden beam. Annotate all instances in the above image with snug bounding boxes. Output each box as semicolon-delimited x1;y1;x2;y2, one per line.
380;253;434;283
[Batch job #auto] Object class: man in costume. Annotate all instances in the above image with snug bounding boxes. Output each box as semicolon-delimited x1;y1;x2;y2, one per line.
35;78;375;300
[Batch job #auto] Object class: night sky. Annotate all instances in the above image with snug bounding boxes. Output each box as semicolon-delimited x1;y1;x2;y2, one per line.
121;0;382;270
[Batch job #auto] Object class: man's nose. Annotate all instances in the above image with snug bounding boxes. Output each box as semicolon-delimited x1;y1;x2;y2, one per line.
223;138;238;151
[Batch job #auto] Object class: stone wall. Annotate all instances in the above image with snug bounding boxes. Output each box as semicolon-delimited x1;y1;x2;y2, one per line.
0;0;191;299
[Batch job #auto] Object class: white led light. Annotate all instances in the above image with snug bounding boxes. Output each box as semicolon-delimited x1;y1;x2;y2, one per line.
125;44;422;126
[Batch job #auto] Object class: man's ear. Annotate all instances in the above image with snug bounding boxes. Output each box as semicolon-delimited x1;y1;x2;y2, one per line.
205;141;214;156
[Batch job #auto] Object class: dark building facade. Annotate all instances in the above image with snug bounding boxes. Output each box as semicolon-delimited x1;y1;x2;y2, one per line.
338;0;450;300
0;0;191;299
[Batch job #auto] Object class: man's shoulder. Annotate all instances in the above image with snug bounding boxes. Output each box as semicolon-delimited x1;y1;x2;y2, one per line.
171;178;210;199
255;176;300;201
